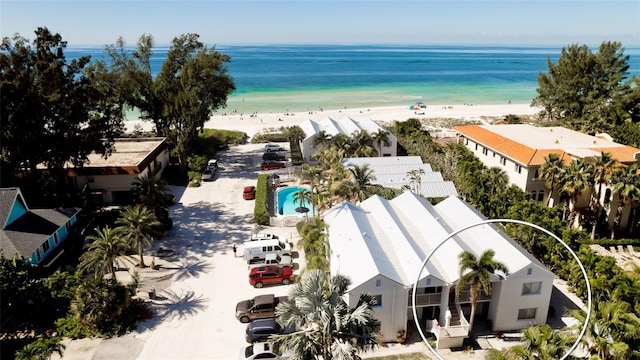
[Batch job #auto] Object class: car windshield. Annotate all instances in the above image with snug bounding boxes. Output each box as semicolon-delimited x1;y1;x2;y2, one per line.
244;345;254;357
247;299;255;308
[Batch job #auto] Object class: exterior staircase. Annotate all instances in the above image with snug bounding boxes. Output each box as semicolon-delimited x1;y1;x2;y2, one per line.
448;295;461;326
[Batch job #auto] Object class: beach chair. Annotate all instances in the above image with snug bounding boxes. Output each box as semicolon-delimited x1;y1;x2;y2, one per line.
628;245;638;256
617;245;626;253
609;246;617;254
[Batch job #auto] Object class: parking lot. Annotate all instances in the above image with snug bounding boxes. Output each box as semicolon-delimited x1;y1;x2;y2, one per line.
56;142;306;360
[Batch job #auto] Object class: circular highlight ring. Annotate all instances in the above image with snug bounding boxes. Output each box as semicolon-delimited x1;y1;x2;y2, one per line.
411;219;592;360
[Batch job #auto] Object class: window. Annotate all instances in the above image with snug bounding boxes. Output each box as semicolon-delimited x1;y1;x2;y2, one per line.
42;240;50;253
53;232;59;244
531;191;537;199
35;249;41;262
526;268;532;275
475;143;478;150
425;286;442;294
518;308;537;320
426;278;431;286
522;282;542;295
500;157;506;166
375;279;381;287
482;147;489;156
537;190;544;202
533;169;540;179
515;164;523;174
373;295;382;307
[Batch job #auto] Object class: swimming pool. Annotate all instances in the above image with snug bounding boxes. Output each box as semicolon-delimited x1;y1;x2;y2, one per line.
276;186;314;216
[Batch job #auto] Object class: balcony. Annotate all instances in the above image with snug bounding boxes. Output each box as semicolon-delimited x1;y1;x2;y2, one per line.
408;292;442;307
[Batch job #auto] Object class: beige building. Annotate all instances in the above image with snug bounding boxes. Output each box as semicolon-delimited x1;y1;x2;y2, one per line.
63;137;170;205
454;124;640;229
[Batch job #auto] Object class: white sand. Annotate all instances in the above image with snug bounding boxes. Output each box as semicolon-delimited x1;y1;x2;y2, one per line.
125;103;541;138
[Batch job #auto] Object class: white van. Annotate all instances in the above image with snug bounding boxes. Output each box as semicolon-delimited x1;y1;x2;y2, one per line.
243;239;292;260
250;233;279;241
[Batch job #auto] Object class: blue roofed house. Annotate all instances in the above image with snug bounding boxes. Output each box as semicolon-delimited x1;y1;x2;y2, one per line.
0;188;81;267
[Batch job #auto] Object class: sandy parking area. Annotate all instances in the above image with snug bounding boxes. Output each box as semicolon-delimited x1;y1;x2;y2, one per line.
55;143;307;360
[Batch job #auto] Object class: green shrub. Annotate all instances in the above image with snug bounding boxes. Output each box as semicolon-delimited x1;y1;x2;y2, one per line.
254;174;270;225
187;155;208;172
55;316;94;339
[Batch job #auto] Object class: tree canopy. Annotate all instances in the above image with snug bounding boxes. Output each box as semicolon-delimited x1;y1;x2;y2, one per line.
1;27;124;201
532;42;640;134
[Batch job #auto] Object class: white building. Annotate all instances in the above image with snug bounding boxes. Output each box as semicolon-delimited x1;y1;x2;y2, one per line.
298;117;397;162
342;156;458;198
324;192;554;348
454;124;640;229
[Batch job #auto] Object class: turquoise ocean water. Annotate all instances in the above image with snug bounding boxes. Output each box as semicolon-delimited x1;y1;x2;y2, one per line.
66;44;640;118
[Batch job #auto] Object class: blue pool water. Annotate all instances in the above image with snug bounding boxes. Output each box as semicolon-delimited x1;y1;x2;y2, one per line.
276;186;314;216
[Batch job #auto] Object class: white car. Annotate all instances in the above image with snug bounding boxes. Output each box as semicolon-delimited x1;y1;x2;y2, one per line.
264;143;284;152
239;342;292;360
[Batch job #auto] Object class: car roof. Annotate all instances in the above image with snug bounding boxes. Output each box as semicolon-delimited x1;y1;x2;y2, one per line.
250;265;279;274
244;186;255;191
248;318;278;328
253;294;275;305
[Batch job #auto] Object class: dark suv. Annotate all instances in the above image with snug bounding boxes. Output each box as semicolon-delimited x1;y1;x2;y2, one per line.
245;318;293;343
263;152;286;161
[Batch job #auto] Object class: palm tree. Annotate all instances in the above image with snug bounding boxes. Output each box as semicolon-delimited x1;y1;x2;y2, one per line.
560;159;594;227
348;164;376;202
292;188;312;221
610;164;640;239
297;217;328;270
350;130;376;157
78;226;129;281
16;336;65;360
330;133;352;156
539;153;566;207
116;205;161;267
406;168;425;195
282;125;306;147
372;129;391;156
270;270;378;359
312;130;332;149
592;152;617;208
456;249;509;334
519;324;575;360
131;174;174;217
570;300;640;360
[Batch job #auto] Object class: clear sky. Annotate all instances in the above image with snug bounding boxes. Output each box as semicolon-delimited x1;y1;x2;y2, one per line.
1;0;639;46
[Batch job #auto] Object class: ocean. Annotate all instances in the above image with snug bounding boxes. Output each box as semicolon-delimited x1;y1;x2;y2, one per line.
66;44;640;117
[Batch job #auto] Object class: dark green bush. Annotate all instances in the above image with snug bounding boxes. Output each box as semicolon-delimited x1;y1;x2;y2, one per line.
254;174;270;225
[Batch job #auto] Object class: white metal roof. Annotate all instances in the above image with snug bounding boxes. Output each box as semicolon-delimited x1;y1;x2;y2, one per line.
300;117;389;140
325;192;553;289
342;157;458;198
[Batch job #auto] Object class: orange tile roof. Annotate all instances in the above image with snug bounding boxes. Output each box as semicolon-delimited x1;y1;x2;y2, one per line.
454;125;640;166
453;125;570;166
589;147;640;164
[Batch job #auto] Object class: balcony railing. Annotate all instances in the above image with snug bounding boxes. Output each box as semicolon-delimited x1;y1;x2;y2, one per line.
408;292;442;306
455;289;491;303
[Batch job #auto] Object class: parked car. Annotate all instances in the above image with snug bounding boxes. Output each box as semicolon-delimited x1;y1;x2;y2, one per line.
261;161;285;171
207;159;218;169
263;152;286;161
264;143;284;152
239;342;292;360
249;265;294;288
201;168;214;181
235;294;289;323
243;186;256;200
245;318;294;343
247;253;292;269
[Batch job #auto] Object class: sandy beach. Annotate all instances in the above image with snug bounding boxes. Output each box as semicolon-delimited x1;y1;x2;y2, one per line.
125;103;541;138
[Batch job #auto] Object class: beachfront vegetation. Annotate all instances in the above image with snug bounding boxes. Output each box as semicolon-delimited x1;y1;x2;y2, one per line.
389;118;640;358
532;41;640;137
97;33;235;163
270;270;379;359
0;28;125;206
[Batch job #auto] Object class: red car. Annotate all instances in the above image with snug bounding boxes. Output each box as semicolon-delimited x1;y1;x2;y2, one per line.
243;186;256;200
261;160;285;171
249;265;294;288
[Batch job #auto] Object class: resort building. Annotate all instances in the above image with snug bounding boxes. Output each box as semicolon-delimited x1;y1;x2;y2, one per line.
61;137;170;205
0;188;81;267
323;192;555;349
454;124;640;228
341;156;458;198
298;117;397;162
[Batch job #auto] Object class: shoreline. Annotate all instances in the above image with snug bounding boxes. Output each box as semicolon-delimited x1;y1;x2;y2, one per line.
125;103;541;139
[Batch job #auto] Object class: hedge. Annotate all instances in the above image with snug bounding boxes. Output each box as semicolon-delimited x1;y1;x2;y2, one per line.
254;174;270;225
